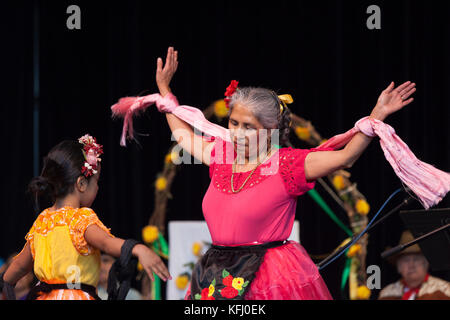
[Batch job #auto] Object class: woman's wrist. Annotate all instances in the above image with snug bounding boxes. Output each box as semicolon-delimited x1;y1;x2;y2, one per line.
369;105;388;121
158;84;172;97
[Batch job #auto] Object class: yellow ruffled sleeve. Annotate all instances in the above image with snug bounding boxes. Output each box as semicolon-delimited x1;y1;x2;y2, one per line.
68;207;114;256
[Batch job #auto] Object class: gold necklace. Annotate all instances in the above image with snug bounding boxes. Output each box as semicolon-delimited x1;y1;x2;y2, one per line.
231;151;272;194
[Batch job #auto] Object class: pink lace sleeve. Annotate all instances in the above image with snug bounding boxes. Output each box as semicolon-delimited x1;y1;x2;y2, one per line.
279;147;333;197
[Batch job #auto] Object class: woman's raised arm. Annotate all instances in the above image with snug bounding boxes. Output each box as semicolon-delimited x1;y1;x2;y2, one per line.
156;47;215;166
304;81;416;181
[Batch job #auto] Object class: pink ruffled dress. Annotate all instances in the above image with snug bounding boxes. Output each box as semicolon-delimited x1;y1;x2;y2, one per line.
185;136;333;300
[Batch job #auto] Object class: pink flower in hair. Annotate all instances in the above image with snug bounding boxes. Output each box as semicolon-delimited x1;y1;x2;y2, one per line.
78;134;103;177
86;149;99;166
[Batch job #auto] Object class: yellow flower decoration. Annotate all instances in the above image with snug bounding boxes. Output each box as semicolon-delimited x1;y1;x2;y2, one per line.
142;225;159;244
355;199;370;215
155;177;168;191
137;262;143;272
332;175;346;191
208;284;215;297
214;100;228;118
165;153;171;164
295;126;311;140
192;242;203;257
165;151;179;165
356;285;371;300
346;244;362;258
175;275;189;290
232;277;245;291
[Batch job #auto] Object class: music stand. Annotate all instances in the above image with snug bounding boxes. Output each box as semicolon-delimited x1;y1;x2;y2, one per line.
398;208;450;271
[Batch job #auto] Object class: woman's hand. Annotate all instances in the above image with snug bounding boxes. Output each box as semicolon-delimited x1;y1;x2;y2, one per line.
133;244;172;282
156;47;178;97
370;81;416;121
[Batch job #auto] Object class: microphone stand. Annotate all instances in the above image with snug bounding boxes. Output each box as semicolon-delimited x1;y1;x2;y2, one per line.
317;196;413;271
381;223;450;259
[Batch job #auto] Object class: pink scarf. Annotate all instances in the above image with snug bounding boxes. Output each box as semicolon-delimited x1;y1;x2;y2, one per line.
111;92;450;209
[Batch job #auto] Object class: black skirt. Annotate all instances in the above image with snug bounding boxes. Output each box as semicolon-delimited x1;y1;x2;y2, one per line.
188;240;286;300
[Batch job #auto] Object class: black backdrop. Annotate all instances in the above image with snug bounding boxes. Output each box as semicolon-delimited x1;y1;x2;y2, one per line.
1;0;450;299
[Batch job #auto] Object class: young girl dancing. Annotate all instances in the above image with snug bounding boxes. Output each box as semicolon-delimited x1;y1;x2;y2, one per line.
111;47;450;300
0;135;171;300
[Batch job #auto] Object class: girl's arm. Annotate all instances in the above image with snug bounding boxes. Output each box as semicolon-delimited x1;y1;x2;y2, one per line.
84;225;171;282
2;243;34;286
304;81;416;181
156;47;215;166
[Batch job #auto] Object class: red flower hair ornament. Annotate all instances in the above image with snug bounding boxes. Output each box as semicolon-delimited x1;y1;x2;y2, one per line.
78;134;103;177
224;80;239;108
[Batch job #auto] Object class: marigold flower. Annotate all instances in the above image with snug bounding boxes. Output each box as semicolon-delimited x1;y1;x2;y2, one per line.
192;242;203;257
142;225;159;244
165;151;179;165
346;244;362;258
175;275;189;290
155;177;168;191
214;99;229;118
356;285;371;300
332;175;346;191
295;126;311;140
355;199;370;215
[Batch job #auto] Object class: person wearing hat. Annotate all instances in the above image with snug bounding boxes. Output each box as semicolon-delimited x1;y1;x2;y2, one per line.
378;230;450;300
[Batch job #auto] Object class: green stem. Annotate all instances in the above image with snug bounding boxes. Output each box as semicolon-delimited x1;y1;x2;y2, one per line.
307;189;353;237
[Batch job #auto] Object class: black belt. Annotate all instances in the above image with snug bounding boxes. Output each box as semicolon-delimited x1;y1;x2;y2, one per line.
26;281;101;300
211;240;287;251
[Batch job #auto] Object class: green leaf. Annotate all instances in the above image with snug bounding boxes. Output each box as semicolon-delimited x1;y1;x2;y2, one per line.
222;269;230;278
182;262;195;270
194;294;202;300
158;233;169;255
211;278;216;286
242;281;249;288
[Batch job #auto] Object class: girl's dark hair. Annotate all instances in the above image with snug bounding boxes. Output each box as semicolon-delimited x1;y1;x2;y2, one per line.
28;140;88;212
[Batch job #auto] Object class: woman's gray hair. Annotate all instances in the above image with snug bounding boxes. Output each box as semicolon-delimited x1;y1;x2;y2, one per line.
228;87;292;146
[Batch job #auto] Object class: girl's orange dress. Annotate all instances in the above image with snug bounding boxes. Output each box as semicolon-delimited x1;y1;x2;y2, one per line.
23;206;114;300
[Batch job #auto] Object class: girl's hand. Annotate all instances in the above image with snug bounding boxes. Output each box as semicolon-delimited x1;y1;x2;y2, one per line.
134;244;172;282
370;81;416;121
156;46;178;97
